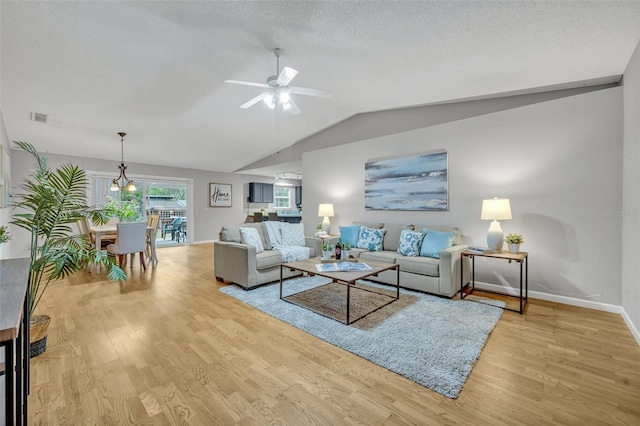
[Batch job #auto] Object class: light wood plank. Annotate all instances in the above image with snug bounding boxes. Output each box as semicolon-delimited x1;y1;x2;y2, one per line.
27;244;640;425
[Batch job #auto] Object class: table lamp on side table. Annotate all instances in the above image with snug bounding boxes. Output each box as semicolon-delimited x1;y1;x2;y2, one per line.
481;197;512;252
318;203;334;234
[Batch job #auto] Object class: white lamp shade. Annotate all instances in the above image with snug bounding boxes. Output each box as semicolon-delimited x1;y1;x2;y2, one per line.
318;203;334;217
481;198;512;220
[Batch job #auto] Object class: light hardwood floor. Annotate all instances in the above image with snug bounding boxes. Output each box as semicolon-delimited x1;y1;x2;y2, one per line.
28;244;640;425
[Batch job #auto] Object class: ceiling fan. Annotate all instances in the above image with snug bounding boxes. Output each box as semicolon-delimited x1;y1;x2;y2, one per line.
224;48;331;115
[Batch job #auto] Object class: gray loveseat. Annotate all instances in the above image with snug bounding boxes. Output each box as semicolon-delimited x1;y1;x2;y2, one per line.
344;222;471;298
214;222;321;289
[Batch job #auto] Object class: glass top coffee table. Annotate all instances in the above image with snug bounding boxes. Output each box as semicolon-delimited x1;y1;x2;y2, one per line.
280;258;399;325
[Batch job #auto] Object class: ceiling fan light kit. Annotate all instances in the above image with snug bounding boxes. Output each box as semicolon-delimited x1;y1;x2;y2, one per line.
225;48;330;114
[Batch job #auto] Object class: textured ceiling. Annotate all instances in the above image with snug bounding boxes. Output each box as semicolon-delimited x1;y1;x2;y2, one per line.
1;1;639;174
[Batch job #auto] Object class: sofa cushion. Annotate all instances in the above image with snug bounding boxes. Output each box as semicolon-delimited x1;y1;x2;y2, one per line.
359;250;400;264
256;250;282;269
281;223;306;246
420;228;456;258
340;225;362;247
240;227;264;254
396;256;440;277
356;226;387;251
383;223;413;252
222;223;271;250
353;222;384;229
416;226;463;246
220;225;242;243
397;229;425;257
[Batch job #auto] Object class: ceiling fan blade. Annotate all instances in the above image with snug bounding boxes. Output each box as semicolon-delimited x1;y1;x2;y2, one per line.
290;86;332;98
276;67;298;87
240;93;269;109
283;97;301;115
225;80;270;89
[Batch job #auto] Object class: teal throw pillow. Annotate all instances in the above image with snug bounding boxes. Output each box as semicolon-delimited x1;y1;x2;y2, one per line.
397;229;426;257
339;225;362;247
420;229;456;258
356;226;387;252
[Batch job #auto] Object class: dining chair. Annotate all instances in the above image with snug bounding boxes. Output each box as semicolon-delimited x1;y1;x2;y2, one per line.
268;212;278;221
175;221;187;243
146;214;160;265
107;222;148;271
253;212;263;222
162;217;184;240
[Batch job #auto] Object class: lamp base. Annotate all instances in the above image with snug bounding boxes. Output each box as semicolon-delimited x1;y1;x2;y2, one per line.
321;216;331;234
487;220;504;252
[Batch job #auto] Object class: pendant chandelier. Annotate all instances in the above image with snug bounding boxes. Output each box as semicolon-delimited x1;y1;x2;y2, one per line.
110;132;136;192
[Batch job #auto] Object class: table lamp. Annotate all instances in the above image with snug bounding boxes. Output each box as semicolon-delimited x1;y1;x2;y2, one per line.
481;198;512;252
318;203;334;234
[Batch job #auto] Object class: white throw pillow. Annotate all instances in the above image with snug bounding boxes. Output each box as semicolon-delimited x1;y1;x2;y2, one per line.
240;227;264;253
281;223;306;247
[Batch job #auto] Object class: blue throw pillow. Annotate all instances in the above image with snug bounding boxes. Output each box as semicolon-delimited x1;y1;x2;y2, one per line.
356;226;386;252
397;229;426;257
420;229;456;258
339;225;362;247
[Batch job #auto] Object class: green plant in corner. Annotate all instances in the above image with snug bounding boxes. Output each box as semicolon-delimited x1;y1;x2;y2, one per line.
0;225;12;243
505;233;524;244
10;141;127;356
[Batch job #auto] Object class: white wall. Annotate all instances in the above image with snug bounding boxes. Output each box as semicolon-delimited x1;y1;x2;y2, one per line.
303;87;623;306
5;148;283;259
622;40;640;337
0;110;13;250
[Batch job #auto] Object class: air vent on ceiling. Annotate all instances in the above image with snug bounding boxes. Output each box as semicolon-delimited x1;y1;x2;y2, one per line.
31;112;48;123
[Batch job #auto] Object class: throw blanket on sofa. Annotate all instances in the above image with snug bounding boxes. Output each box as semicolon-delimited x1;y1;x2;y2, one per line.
265;221;284;246
265;221;310;262
272;244;310;263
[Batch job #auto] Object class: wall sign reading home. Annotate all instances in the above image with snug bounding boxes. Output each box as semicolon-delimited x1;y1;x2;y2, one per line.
365;150;448;211
209;183;232;207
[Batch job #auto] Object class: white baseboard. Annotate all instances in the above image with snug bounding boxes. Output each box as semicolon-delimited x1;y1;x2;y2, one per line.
621;308;640;346
473;281;623;313
473;281;640;346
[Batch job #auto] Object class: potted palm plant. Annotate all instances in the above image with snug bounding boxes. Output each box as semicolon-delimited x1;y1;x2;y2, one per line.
11;141;126;357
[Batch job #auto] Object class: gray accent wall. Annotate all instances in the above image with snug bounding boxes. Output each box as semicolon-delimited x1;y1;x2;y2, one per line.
302;86;624;308
622;41;640;335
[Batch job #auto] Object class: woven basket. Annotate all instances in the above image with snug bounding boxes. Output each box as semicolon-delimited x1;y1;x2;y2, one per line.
30;314;51;343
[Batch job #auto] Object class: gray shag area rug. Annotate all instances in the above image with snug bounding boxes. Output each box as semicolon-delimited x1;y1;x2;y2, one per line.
220;276;504;398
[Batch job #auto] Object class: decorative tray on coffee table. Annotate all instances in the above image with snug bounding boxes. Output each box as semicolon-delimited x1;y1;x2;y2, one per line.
319;256;358;263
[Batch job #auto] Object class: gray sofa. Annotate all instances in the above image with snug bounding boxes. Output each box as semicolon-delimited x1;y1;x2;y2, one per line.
214;222;320;289
344;222;471;298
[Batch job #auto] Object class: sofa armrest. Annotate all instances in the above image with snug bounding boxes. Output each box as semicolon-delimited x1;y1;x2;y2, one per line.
214;240;257;288
438;244;470;297
305;236;322;258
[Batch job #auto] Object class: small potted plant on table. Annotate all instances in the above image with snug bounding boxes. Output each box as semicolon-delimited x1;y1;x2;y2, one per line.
322;243;334;260
0;225;11;258
505;233;524;253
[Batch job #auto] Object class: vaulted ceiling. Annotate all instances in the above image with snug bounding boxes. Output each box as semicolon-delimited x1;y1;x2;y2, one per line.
1;1;639;175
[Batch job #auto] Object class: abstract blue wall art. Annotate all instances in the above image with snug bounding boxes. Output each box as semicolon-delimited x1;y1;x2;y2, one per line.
365;150;448;211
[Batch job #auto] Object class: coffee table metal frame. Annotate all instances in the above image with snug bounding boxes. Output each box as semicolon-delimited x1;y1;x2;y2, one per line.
280;259;400;325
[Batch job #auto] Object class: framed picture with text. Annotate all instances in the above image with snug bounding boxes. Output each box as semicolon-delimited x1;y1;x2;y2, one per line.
209;183;232;207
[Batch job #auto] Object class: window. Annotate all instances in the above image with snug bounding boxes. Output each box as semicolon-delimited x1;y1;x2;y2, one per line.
273;186;291;209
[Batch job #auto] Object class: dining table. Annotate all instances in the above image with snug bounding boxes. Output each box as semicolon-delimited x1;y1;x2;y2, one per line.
90;224;158;273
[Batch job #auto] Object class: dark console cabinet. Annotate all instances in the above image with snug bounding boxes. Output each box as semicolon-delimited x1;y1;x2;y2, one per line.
248;182;274;203
295;185;302;207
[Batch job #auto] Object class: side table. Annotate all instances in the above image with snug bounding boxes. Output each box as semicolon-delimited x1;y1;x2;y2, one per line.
460;250;528;314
